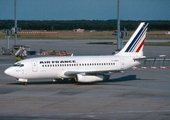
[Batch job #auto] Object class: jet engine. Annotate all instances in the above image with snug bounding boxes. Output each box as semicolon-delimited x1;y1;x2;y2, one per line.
75;74;109;83
17;78;28;82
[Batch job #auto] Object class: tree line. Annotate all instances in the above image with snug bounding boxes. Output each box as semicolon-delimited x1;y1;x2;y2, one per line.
0;20;170;31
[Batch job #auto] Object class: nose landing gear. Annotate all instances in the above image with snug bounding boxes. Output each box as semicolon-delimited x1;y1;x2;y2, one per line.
17;78;28;85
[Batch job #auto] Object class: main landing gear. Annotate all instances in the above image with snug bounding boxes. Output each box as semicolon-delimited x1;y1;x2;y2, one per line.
23;82;27;85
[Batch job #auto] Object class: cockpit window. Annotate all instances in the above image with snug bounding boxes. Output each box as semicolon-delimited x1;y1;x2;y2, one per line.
13;63;24;67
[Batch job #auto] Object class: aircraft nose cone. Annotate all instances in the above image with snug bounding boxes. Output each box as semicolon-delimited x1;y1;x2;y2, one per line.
4;68;11;75
4;67;23;78
4;67;14;77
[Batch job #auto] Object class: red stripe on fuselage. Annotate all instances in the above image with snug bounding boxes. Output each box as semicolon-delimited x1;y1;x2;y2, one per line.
136;39;145;52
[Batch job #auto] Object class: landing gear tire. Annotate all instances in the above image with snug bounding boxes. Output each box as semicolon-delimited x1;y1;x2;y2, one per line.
23;82;27;85
70;78;76;83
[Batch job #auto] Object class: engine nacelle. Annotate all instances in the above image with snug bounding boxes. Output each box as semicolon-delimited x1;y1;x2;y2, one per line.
17;78;28;82
75;74;109;83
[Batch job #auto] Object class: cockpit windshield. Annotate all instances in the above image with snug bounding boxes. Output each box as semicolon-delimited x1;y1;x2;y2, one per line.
13;63;24;67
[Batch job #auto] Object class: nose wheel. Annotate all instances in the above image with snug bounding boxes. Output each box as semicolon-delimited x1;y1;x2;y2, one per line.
17;78;28;85
23;82;27;85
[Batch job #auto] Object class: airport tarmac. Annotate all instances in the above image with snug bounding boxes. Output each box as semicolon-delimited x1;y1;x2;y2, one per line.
0;39;170;120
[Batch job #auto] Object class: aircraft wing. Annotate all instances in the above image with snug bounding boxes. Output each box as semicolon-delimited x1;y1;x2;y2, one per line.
65;69;122;76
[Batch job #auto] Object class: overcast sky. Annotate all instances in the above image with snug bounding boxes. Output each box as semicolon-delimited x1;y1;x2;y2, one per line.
0;0;170;20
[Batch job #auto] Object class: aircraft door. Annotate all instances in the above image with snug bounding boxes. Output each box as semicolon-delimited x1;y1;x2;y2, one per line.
32;61;38;72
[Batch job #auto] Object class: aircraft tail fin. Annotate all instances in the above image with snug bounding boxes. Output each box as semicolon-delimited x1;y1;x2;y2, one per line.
116;22;148;57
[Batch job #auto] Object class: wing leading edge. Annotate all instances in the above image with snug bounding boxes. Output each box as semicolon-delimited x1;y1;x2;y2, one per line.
65;70;122;76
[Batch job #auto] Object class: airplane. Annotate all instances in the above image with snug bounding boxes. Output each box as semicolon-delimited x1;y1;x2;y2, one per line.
4;22;148;84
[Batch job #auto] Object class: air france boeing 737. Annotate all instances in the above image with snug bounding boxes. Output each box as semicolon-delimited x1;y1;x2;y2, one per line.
5;22;148;84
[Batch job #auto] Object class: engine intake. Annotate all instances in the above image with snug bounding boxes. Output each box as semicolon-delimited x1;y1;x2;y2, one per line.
75;74;109;83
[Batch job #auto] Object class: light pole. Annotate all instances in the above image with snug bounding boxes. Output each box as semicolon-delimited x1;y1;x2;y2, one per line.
6;30;10;52
117;0;122;51
14;0;17;45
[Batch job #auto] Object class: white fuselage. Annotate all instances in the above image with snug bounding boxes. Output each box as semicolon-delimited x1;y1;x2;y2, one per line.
5;55;139;80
